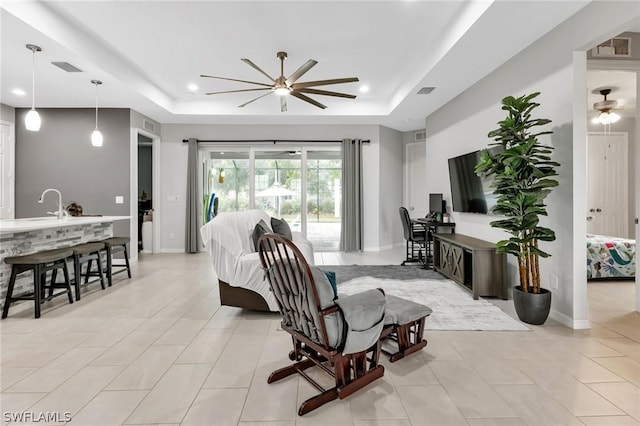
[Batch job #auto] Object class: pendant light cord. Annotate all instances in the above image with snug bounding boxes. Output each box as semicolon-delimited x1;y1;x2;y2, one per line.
94;82;99;130
31;48;36;110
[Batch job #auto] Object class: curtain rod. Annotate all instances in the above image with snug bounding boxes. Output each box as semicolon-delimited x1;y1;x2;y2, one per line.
182;139;370;144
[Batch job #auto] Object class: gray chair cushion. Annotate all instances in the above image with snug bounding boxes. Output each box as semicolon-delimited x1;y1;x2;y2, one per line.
335;289;386;354
271;217;293;240
384;294;432;326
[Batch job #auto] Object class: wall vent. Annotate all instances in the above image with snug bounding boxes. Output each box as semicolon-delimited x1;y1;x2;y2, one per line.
51;61;83;73
417;87;435;95
143;119;155;133
591;37;630;57
414;131;426;141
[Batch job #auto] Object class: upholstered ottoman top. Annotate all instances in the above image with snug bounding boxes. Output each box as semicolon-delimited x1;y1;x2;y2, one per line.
384;294;432;326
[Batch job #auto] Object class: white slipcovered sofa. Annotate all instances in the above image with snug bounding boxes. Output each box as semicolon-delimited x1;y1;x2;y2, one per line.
200;209;314;311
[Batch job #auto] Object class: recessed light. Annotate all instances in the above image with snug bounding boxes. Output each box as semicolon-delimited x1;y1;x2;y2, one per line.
359;84;369;93
12;88;26;96
188;83;198;92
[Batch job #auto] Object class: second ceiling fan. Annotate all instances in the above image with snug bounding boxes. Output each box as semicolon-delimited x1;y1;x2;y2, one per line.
201;51;359;111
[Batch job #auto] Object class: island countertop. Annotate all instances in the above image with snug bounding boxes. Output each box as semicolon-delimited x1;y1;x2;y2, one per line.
0;216;130;234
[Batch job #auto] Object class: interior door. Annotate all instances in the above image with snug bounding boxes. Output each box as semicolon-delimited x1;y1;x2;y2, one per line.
0;122;14;219
587;133;628;237
406;142;427;218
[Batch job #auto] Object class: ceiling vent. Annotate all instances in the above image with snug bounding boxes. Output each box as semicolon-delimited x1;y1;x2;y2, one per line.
51;61;83;73
417;87;435;95
143;119;155;133
414;131;426;141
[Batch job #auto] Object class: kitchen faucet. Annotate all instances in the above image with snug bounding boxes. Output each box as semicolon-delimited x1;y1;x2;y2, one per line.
38;188;68;219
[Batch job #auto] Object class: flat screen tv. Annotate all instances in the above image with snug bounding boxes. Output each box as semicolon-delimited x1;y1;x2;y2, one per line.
448;148;500;214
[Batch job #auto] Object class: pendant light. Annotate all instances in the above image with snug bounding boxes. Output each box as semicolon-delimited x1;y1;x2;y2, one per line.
90;79;103;147
25;44;42;131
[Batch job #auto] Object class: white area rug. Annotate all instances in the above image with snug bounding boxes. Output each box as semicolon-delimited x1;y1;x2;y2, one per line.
338;277;530;331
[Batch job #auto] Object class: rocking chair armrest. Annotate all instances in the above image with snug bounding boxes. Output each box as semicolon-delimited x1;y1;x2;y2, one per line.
335;289;386;354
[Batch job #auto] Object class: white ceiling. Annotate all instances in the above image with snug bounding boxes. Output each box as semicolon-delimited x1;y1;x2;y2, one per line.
0;0;619;132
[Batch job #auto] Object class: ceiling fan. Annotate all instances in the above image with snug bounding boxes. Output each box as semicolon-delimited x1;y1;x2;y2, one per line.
201;51;359;112
593;88;621;124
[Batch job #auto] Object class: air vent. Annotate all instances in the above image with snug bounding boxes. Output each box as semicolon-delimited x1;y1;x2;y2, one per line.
414;131;426;141
143;119;155;133
417;87;435;95
51;61;83;73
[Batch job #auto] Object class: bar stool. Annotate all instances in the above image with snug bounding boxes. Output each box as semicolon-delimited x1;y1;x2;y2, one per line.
101;237;132;286
2;248;74;319
68;242;106;301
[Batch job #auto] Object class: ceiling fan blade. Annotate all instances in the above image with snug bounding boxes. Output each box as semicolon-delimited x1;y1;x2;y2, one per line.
286;59;318;85
239;91;273;108
296;88;356;99
291;77;359;90
280;95;287;112
200;74;272;87
206;88;272;95
290;92;327;109
241;58;276;83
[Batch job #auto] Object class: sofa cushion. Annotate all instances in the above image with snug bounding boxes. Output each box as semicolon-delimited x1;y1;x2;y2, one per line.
252;219;272;251
271;217;293;240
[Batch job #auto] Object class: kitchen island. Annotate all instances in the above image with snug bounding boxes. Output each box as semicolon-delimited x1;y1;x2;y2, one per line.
0;216;130;310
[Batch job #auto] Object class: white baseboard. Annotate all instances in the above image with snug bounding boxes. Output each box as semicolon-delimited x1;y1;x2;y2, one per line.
364;242;403;252
549;309;591;329
160;248;185;253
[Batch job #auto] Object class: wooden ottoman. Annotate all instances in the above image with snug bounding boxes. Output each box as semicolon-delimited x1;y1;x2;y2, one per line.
380;294;432;362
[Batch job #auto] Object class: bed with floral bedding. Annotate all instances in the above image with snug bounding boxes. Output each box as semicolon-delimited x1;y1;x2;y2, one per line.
587;234;636;280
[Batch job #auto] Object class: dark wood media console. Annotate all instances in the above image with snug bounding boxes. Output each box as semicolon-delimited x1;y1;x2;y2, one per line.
433;233;507;300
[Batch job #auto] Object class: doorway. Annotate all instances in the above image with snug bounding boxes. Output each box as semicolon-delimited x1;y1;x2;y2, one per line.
583;61;639;320
138;134;153;253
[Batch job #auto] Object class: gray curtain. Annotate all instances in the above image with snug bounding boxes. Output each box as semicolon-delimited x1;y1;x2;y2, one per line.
185;138;199;253
340;138;364;252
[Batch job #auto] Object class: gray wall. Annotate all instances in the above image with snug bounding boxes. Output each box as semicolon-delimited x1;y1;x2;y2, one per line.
379;125;404;248
588;116;637;237
15;108;131;237
0;104;15;123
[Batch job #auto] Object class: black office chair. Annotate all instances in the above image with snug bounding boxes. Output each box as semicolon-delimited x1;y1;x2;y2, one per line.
399;207;427;266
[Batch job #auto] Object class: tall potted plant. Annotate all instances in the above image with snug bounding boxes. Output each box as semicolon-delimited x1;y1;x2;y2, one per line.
475;92;560;325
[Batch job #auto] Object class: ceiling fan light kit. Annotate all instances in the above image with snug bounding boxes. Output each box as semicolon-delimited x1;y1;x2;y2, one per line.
593;88;621;125
201;51;358;112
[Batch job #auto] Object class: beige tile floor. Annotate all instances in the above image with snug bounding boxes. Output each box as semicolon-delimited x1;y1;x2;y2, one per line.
0;249;638;426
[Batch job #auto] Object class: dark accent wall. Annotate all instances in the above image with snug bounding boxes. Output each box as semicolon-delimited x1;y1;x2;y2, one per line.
15;108;131;237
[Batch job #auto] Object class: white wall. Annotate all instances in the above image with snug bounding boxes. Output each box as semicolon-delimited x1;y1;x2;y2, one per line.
423;1;639;327
159;124;390;252
0;104;15;123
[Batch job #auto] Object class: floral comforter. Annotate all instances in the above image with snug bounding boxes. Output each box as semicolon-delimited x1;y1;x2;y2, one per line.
587;234;636;279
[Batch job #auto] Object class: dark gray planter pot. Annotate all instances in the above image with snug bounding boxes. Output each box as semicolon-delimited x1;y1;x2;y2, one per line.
513;286;551;325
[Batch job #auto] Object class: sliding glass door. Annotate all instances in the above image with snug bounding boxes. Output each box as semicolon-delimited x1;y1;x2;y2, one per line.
306;150;341;251
200;145;341;251
254;151;302;229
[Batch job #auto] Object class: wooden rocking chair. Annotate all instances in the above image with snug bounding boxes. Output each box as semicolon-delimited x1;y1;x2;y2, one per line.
257;233;386;416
